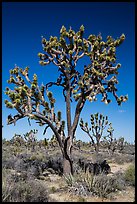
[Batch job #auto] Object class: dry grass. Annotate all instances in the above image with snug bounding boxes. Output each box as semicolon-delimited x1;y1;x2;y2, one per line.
2;142;135;202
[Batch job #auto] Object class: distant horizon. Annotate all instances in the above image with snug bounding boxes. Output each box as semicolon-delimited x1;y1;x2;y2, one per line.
2;2;135;143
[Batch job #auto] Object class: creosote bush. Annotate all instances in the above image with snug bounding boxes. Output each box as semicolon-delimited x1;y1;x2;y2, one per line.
2;170;49;202
92;173;125;198
124;164;135;186
66;170;126;198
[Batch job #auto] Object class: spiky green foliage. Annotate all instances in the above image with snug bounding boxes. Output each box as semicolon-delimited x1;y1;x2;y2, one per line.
102;123;117;154
80;113;113;153
11;134;25;146
4;66;63;130
38;25;127;106
57;111;62;121
23;129;38;151
5;26;127;129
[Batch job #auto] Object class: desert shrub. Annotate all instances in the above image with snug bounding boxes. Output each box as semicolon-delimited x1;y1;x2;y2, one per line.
66;171;93;196
83;171;94;192
77;196;87;202
68;181;88;196
124;164;135;186
45;156;63;175
67;170;126;198
27;165;41;179
50;186;57;193
2;171;49;202
112;172;126;190
73;162;83;174
29;152;46;162
113;153;135;164
14;158;27;172
121;145;135;155
16;152;32;160
92;174;119;198
65;171;89;196
2;155;18;169
63;173;75;187
94;153;106;163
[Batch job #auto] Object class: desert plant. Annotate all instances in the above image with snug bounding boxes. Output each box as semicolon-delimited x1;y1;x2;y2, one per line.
2;178;49;202
102;124;117;155
77;196;86;202
80;113;114;153
113;153;135;164
50;186;57;193
92;174;121;198
63;173;75;186
23;129;38;151
5;25;127;175
84;171;94;192
117;137;125;153
48;135;59;148
124;164;135;186
67;172;89;196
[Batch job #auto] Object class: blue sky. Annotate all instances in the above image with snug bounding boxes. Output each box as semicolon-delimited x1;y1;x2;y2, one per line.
2;2;135;143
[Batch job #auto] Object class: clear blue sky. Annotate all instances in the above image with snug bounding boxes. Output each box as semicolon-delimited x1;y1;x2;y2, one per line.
2;2;135;143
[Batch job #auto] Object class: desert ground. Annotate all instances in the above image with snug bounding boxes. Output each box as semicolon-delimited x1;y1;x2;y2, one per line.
2;140;135;202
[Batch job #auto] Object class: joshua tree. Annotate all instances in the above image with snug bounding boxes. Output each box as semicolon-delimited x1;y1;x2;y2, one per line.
12;133;25;147
23;129;38;151
117;137;125;152
44;138;49;148
48;135;58;148
102;123;117;154
37;138;49;149
80;113;113;153
5;25;127;175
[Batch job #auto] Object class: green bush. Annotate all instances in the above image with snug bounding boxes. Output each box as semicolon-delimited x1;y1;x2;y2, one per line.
124;164;135;186
92;173;125;198
50;186;56;193
63;173;75;187
83;171;94;192
77;196;86;202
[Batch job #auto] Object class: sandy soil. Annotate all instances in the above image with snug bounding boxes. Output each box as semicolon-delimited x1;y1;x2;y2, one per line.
110;162;134;174
38;162;135;202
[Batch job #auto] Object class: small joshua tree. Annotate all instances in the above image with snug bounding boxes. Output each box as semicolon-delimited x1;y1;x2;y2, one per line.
12;133;25;147
37;138;49;149
50;134;61;148
103;123;117;154
5;25;127;175
117;137;125;153
44;138;49;149
80;113;114;153
23;129;38;151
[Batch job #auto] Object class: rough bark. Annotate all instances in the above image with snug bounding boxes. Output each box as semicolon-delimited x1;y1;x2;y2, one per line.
63;136;73;175
95;144;99;153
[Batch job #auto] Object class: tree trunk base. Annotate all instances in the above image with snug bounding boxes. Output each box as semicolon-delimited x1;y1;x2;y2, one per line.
63;156;73;175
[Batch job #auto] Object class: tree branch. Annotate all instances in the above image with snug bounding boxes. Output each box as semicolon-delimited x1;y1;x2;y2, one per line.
71;97;86;136
33;113;64;154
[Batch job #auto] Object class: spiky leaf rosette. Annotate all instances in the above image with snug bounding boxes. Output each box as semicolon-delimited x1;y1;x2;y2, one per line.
38;26;127;106
4;66;63;128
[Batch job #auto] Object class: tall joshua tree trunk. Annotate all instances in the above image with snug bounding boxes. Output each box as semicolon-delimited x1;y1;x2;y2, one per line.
63;84;73;175
62;82;86;175
63;137;73;175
